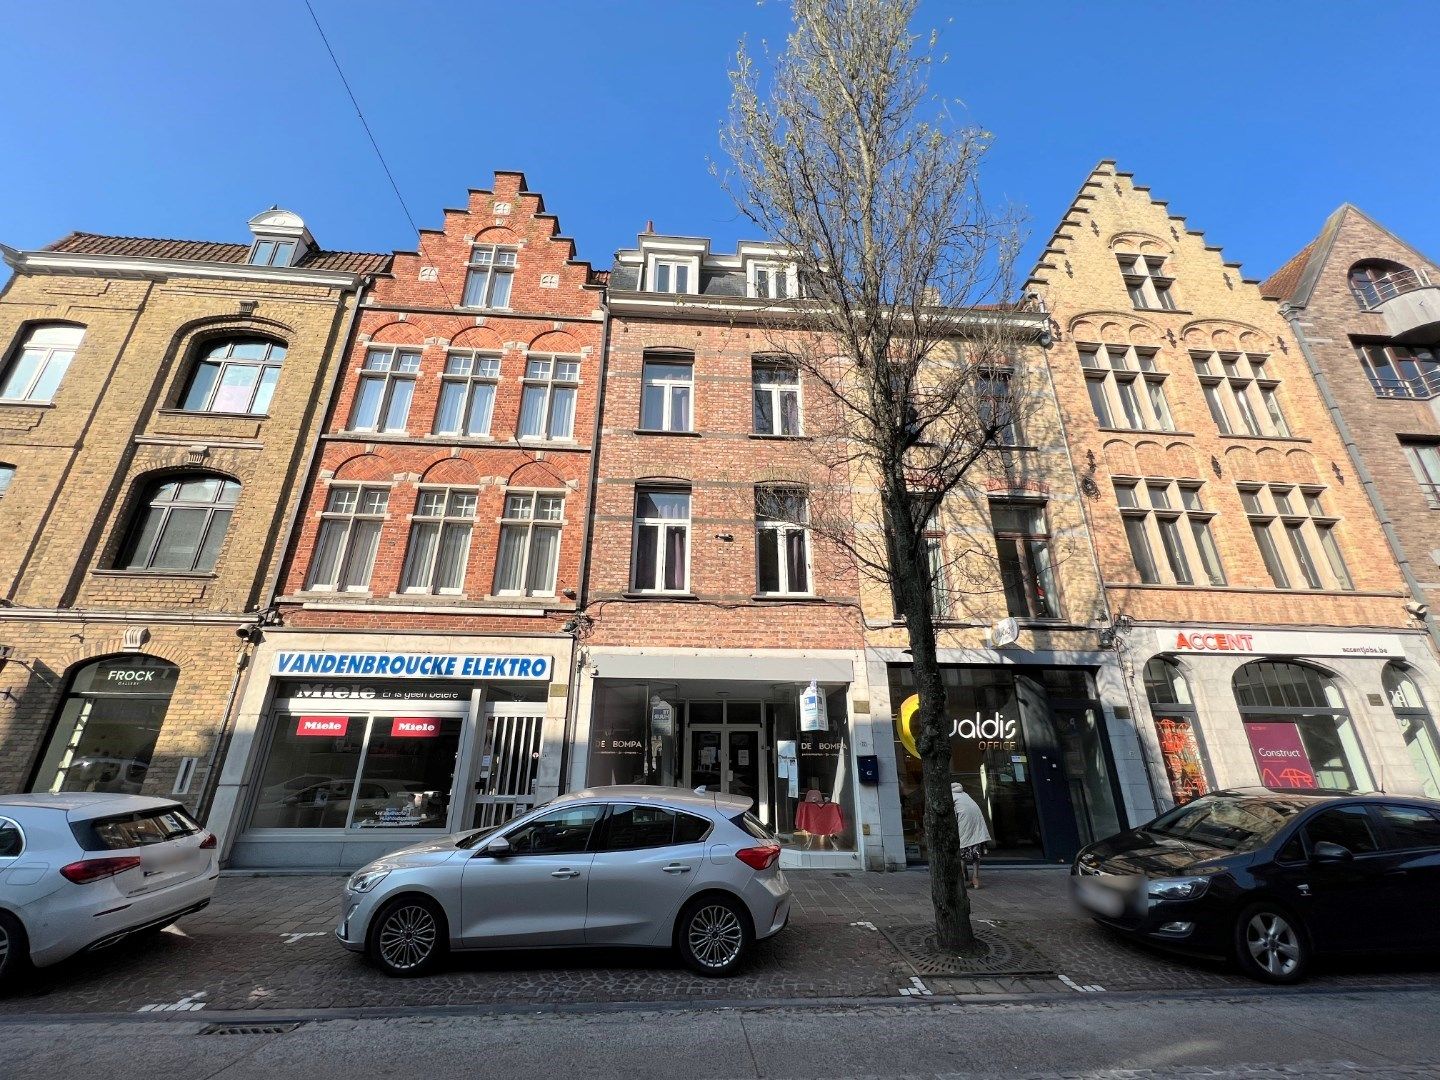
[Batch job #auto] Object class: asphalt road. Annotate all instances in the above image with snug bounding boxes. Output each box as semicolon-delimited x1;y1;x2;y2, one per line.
2;988;1438;1079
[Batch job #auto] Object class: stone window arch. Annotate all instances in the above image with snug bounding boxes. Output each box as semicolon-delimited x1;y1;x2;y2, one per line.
1232;660;1372;791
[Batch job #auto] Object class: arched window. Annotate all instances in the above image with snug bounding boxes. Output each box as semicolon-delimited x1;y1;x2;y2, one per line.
31;656;180;795
0;462;14;500
1384;662;1440;799
179;337;287;414
1349;259;1411;308
0;323;84;403
1143;658;1209;804
117;473;240;572
1233;661;1372;792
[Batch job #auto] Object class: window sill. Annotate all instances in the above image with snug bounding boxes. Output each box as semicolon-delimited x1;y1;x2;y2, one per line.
1096;427;1194;437
748;433;811;442
517;436;579;446
622;591;699;600
0;399;54;409
633;429;701;437
91;569;218;580
1131;306;1192;315
156;408;270;420
1215;433;1311;445
751;593;826;603
1109;581;1390;597
457;305;513;314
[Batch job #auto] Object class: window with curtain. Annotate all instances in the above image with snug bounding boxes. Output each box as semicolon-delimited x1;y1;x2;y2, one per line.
493;491;564;596
306;485;389;592
517;355;579;440
641;355;694;432
433;352;500;436
752;358;801;436
0;323;83;403
349;347;420;433
989;500;1059;619
631;488;690;593
117;473;240;573
755;487;810;595
400;489;476;594
180;338;287;414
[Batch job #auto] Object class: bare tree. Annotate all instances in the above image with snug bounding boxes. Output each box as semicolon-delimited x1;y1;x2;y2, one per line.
720;0;1043;952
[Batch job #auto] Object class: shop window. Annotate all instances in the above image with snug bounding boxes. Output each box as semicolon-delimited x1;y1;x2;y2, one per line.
117;473;239;573
179;337;287;415
641;354;694;432
399;488;476;595
754;487;810;596
349;347;420;434
1144;657;1209;805
0;323;83;403
1078;344;1174;432
631;487;690;593
1234;661;1372;792
306;485;389;592
989;500;1059;619
493;490;563;596
249;712;462;830
1384;663;1440;799
752;358;801;436
434;352;500;436
462;245;516;309
31;657;179;796
517;355;579;440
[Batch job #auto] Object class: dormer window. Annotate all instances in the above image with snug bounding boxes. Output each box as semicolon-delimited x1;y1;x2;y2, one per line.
250;239;296;267
750;262;794;300
651;258;691;294
246;208;313;269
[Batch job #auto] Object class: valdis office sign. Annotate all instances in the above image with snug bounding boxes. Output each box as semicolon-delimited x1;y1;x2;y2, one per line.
1170;629;1406;659
897;694;1019;758
274;651;551;681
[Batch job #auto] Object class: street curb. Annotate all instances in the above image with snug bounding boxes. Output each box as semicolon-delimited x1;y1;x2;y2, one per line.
1;979;1437;1026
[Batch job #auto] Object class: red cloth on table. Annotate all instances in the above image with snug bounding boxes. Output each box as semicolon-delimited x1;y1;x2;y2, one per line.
795;800;844;836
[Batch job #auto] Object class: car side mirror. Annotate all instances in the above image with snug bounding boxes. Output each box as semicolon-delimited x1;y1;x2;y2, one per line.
478;835;512;858
1312;840;1353;864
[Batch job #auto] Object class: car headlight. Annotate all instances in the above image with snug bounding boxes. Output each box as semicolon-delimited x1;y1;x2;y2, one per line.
347;868;391;894
1146;876;1209;902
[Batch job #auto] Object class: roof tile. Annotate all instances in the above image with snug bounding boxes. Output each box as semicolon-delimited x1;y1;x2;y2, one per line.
45;232;389;275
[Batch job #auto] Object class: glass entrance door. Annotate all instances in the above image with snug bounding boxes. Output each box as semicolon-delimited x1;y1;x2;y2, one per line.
685;721;770;824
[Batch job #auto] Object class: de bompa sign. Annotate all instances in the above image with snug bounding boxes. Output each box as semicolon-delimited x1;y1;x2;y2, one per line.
274;650;550;681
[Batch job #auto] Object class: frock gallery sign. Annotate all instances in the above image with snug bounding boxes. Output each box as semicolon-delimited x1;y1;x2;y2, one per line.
274;651;551;680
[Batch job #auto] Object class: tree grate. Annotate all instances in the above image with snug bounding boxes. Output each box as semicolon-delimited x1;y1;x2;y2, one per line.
198;1023;300;1036
881;924;1056;977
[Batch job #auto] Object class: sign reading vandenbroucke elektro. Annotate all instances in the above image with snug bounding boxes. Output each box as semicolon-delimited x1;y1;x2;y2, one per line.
273;651;551;681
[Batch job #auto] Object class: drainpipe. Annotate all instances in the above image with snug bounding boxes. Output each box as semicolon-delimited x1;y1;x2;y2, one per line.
556;289;612;794
1281;304;1440;656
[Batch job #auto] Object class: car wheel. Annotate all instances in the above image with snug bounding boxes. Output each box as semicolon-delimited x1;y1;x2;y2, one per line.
367;896;447;977
0;912;31;987
676;895;753;977
1234;902;1309;984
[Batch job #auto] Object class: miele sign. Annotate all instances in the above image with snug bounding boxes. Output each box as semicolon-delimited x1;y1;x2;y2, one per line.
1170;629;1407;659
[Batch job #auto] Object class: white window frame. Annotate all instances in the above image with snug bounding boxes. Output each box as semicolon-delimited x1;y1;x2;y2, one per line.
754;487;812;596
647;255;698;294
433;351;501;437
749;358;802;437
180;338;287;415
517;354;580;441
1117;253;1177;311
492;489;565;597
249;238;297;267
1113;478;1226;587
1402;441;1440;509
349;347;420;433
306;484;390;593
1079;344;1174;432
462;245;517;309
1192;351;1289;438
0;324;83;403
0;464;13;500
1239;483;1353;591
631;488;692;594
748;261;797;300
641;355;695;432
399;487;477;595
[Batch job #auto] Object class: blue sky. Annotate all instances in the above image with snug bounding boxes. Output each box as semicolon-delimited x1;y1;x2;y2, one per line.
3;1;1437;282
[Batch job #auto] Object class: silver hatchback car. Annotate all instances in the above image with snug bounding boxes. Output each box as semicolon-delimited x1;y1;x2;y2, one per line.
336;786;791;977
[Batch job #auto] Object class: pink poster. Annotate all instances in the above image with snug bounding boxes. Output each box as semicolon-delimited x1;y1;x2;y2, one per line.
1245;723;1317;789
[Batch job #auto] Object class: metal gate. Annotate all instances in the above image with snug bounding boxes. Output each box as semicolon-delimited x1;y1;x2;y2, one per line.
473;709;543;828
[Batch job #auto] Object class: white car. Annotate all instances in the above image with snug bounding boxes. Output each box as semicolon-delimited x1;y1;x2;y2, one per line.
0;793;219;983
337;786;791;977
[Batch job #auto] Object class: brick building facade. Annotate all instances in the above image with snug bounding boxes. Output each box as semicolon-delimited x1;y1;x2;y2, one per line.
208;174;606;868
1030;162;1440;806
0;213;383;816
1263;205;1440;796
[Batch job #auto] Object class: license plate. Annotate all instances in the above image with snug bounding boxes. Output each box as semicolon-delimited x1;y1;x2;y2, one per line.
1072;875;1139;917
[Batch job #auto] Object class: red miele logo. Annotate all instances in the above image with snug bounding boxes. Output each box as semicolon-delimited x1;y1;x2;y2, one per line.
1175;631;1255;653
391;717;441;739
295;716;349;738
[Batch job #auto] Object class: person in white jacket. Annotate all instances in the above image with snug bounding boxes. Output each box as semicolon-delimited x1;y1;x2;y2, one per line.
951;782;993;889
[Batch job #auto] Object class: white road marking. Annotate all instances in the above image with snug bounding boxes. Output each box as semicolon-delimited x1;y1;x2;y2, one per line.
281;931;328;944
138;990;207;1013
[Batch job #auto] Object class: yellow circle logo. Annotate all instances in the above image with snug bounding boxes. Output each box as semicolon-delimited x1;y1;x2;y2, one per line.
898;694;921;759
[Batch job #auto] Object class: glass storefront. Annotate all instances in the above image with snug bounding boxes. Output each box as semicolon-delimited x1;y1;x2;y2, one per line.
1143;657;1210;805
1384;663;1440;799
587;679;856;853
32;656;179;795
1233;660;1374;792
888;665;1124;865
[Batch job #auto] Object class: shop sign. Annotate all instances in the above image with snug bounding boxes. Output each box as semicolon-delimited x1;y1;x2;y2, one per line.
296;716;349;738
897;694;1018;758
287;682;467;701
800;680;829;732
649;697;675;737
1244;722;1318;789
86;659;180;696
390;717;441;738
274;651;551;681
1170;629;1406;659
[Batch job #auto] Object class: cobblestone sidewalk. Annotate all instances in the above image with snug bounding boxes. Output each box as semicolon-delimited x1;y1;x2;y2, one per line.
2;868;1438;1015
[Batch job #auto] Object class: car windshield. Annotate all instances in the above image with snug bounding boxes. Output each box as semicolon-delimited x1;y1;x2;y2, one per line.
1146;796;1303;853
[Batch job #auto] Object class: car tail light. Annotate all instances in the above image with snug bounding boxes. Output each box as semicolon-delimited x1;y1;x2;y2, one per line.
736;844;781;871
60;856;142;884
199;832;217;850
